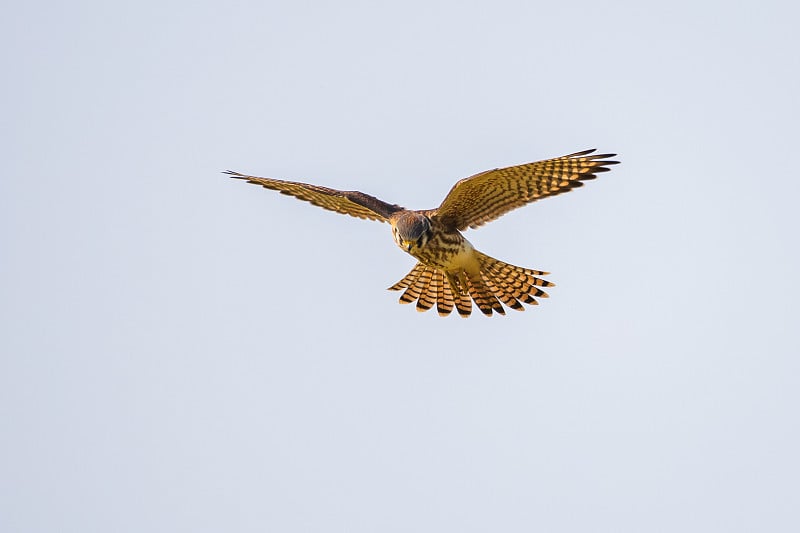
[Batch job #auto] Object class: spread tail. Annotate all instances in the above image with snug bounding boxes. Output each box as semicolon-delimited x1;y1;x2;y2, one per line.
387;252;553;317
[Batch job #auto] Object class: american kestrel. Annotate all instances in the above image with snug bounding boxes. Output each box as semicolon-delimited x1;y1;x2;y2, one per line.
227;149;618;317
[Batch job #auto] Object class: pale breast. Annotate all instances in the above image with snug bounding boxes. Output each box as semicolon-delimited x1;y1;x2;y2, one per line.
411;228;477;272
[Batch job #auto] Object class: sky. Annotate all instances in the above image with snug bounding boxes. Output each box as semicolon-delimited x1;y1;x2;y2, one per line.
2;0;799;531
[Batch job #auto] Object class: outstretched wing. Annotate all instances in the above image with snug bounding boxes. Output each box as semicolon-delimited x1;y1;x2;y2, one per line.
434;149;619;231
226;171;404;223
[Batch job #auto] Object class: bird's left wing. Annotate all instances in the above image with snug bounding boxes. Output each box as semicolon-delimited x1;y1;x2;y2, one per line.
226;171;404;222
434;149;619;231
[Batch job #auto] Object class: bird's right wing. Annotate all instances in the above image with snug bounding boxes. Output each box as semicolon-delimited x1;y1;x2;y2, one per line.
226;171;404;222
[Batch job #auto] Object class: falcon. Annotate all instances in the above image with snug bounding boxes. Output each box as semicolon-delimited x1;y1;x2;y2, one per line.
227;149;619;317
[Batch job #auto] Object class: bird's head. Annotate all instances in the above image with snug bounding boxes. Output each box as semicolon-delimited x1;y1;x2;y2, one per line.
392;212;432;253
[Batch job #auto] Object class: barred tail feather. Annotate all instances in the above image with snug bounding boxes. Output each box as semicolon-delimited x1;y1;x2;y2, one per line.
433;270;454;316
399;265;431;304
465;273;505;316
476;252;553;309
387;263;426;291
389;263;459;316
388;253;553;317
413;267;436;312
454;285;473;318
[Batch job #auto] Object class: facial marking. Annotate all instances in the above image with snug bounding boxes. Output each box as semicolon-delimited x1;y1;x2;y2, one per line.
394;213;430;251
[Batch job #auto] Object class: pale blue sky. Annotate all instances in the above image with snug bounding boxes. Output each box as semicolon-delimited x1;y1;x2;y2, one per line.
2;1;799;531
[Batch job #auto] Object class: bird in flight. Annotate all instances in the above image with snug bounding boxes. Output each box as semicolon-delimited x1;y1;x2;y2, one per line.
227;149;618;317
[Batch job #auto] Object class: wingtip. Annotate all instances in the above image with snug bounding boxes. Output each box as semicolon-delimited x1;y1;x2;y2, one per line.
569;148;597;157
223;170;248;179
568;149;619;162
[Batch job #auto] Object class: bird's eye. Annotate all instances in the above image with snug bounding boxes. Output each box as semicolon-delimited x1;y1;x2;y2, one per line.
417;237;423;247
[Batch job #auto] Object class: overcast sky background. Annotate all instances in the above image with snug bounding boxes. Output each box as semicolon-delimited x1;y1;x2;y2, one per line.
2;1;799;531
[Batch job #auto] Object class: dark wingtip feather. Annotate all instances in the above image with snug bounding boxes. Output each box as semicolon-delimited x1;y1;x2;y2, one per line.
223;170;249;179
568;148;597;157
591;154;619;164
569;150;619;162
